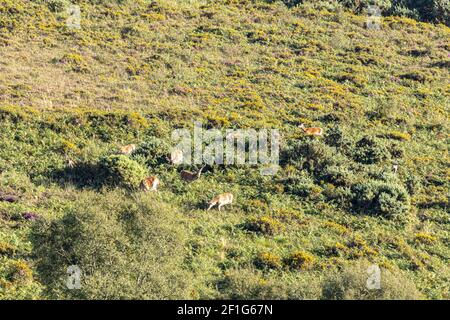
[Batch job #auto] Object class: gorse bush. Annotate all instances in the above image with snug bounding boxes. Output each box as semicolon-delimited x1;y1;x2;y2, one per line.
254;252;282;270
46;0;70;13
99;155;147;189
351;180;410;218
31;191;193;299
284;251;315;270
243;216;282;236
1;0;449;300
132;136;170;167
324;127;353;152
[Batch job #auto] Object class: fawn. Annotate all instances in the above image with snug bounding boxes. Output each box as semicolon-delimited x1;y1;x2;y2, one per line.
180;165;206;182
207;193;233;211
298;124;323;136
118;144;137;155
140;176;160;192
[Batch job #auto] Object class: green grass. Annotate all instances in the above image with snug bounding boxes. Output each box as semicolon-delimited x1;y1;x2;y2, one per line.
0;0;449;299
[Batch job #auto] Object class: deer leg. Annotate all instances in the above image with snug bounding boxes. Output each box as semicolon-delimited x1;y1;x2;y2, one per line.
207;202;215;211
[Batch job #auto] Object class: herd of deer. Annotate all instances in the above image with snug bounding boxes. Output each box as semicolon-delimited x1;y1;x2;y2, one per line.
71;124;323;210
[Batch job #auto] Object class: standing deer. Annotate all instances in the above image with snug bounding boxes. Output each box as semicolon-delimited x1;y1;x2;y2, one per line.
393;164;399;174
118;144;137;155
207;193;233;211
140;176;160;192
298;124;323;136
180;165;206;182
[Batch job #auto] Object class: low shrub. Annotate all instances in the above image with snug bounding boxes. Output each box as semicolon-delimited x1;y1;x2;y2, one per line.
319;165;353;187
414;233;437;244
0;242;16;256
217;268;322;299
321;260;424;300
132;136;170;167
353;136;389;164
31;191;193;299
324;127;353;151
405;175;422;196
254;252;282;270
284;251;315;270
243;216;282;236
99;155;147;189
47;0;70;13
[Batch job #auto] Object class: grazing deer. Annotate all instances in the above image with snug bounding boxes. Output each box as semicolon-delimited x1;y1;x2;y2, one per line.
298;123;323;136
207;193;233;211
118;144;137;155
180;165;206;182
140;176;160;192
169;149;183;165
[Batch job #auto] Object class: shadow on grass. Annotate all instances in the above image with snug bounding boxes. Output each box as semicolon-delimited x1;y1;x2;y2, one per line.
49;162;107;190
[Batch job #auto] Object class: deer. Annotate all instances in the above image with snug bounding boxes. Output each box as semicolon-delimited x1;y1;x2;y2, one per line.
392;164;399;174
207;193;233;211
140;176;160;192
298;123;323;136
180;165;206;182
64;154;75;169
118;144;137;155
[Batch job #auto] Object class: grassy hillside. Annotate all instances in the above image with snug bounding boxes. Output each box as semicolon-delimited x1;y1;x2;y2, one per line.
0;0;449;299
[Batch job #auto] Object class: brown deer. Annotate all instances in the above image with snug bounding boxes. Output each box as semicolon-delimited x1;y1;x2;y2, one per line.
298;123;323;136
180;165;206;182
118;144;137;155
140;176;160;192
207;193;233;211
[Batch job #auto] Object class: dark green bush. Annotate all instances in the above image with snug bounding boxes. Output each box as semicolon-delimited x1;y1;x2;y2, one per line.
292;0;449;25
47;0;70;13
132;136;170;167
99;155;147;189
390;0;450;25
243;216;282;236
282;139;342;175
405;175;422;196
285;175;323;199
353;136;389;164
351;180;410;218
217;268;322;299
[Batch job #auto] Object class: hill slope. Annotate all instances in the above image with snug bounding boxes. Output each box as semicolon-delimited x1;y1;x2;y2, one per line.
0;0;449;299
